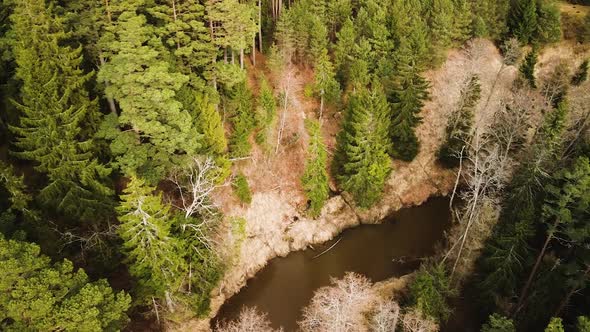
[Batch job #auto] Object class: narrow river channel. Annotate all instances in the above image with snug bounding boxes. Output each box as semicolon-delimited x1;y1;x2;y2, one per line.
213;196;451;331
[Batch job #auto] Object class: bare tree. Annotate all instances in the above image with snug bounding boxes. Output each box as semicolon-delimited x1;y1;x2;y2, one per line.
444;122;515;281
299;272;376;332
481;38;521;112
401;308;439;332
370;299;400;332
168;156;220;218
215;307;283;332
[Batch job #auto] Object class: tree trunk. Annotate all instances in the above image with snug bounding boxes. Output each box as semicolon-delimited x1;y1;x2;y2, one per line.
252;37;256;66
515;225;557;315
258;0;262;51
231;49;235;65
99;56;118;115
240;48;244;69
208;17;217;90
104;0;112;22
172;0;180;50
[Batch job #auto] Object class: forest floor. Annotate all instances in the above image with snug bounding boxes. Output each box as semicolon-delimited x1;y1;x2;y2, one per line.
169;40;590;331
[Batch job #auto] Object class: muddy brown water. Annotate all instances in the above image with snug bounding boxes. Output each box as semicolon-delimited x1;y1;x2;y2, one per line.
213;197;451;331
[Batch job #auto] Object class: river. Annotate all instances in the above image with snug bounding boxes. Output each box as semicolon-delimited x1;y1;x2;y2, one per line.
213;196;451;331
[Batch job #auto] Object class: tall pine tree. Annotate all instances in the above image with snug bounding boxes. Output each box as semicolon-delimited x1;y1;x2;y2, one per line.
9;0;113;220
335;86;392;208
98;4;201;182
389;57;430;161
116;176;184;304
302;119;329;217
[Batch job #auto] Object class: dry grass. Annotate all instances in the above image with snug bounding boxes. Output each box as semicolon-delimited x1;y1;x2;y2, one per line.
558;1;590;17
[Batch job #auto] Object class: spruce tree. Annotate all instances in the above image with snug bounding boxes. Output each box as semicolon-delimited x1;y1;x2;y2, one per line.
228;82;256;157
302;119;329;217
428;0;455;54
333;18;357;86
193;93;227;155
481;314;516;332
510;0;538;44
572;59;589;86
335;86;391;208
255;77;276;146
438;75;481;167
116;176;184;303
452;0;473;43
0;235;131;331
151;0;216;90
98;5;200;182
535;0;561;44
389;58;430;161
520;48;539;88
314;48;340;117
9;0;113;220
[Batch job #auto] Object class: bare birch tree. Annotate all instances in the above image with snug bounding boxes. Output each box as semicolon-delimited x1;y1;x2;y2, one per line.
401;308;439;332
299;272;376;332
215;307;283;332
370;299;400;332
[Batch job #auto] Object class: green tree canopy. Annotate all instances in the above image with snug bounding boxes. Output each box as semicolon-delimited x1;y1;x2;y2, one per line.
0;235;130;331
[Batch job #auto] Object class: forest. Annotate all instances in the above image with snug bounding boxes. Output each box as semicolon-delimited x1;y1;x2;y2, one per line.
0;0;590;331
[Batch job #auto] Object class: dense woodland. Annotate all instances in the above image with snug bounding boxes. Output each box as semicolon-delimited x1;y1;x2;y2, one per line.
1;0;590;331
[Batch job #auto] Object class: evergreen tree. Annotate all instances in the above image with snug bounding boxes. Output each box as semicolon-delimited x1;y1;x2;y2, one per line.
389;0;430;68
233;173;252;204
255;77;276;146
193;93;227;155
335;86;391;208
408;263;454;323
438;75;481;168
302;119;329;217
470;0;510;39
98;5;200;182
151;0;216;90
579;317;590;332
428;0;455;56
545;318;565;332
314;48;340;117
0;235;131;331
452;0;473;43
572;59;589;86
535;0;561;44
116;176;184;303
389;59;430;161
207;0;258;69
333;18;356;86
228;82;256;157
481;314;516;332
9;0;113;220
520;48;539;88
518;151;590;315
510;0;538;44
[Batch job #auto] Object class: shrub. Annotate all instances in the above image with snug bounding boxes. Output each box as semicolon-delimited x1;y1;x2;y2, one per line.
233;173;252;204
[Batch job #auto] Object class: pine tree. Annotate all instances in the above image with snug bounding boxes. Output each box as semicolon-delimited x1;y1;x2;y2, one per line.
314;48;340;117
207;0;258;69
9;0;113;220
389;59;430;161
151;0;216;90
98;5;201;182
228;82;256;157
255;77;277;146
333;18;356;86
520;48;538;88
116;176;184;302
302;119;329;217
335;86;392;208
517;138;589;314
438;75;481;167
535;0;561;44
452;0;473;43
510;0;538;44
428;0;455;53
0;235;131;331
408;263;454;323
572;59;589;86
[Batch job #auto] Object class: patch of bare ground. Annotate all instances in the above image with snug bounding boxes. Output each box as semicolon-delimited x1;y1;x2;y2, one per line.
168;39;584;331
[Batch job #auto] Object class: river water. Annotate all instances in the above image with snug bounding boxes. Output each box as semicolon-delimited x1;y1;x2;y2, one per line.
213;197;451;331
